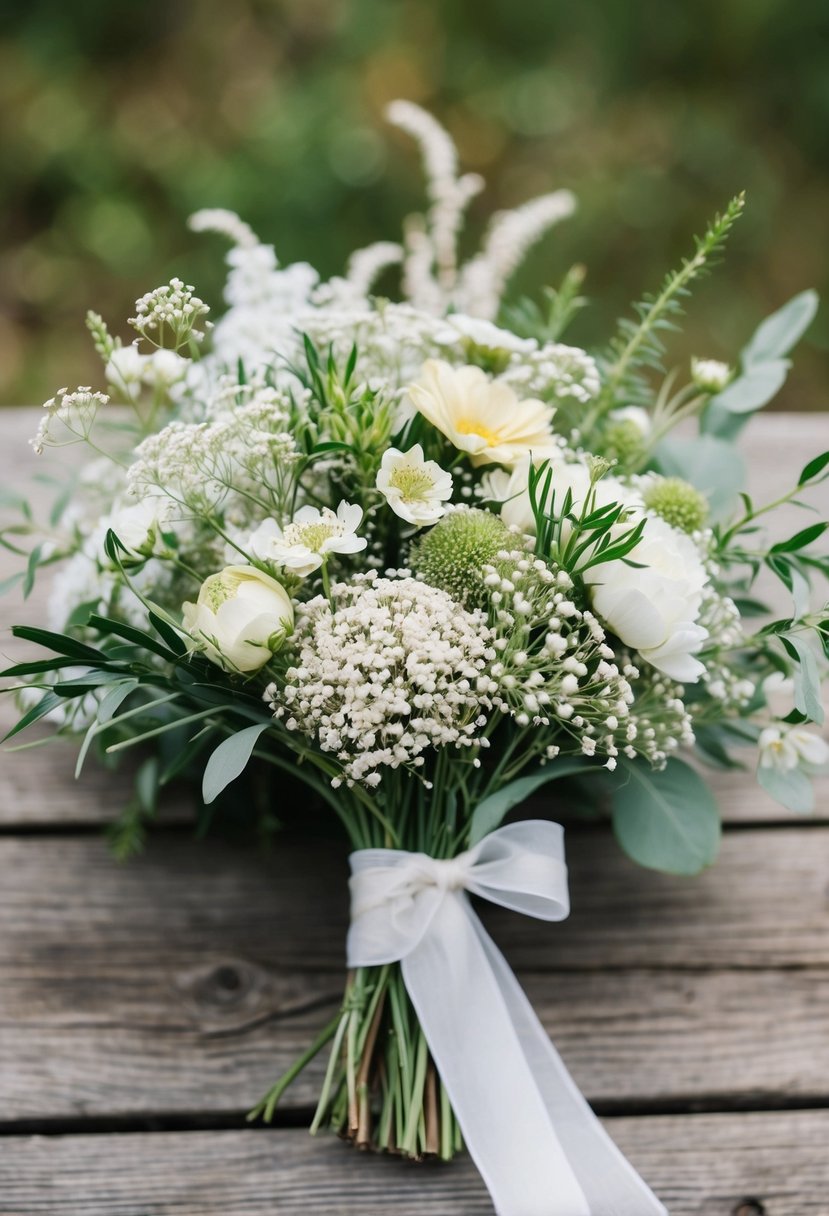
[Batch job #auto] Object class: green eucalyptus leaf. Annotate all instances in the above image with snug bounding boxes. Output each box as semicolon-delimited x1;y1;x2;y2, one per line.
611;758;721;875
203;722;271;805
757;762;814;814
781;634;824;725
469;759;593;846
654;435;744;518
742;289;819;367
710;359;789;414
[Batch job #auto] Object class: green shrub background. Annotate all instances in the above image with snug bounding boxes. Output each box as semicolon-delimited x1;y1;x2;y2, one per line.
1;0;826;408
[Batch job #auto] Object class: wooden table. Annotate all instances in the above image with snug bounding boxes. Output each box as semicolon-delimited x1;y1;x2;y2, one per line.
1;408;828;1215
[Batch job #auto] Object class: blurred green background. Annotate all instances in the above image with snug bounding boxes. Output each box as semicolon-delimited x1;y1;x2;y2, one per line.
1;0;827;409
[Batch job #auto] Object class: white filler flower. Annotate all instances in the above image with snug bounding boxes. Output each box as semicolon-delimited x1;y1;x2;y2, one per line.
759;724;829;773
691;357;732;393
249;502;367;577
183;565;293;674
407;359;555;467
585;516;709;684
376;445;453;526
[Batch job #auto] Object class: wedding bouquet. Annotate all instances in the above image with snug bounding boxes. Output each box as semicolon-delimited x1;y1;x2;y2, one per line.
3;102;828;1214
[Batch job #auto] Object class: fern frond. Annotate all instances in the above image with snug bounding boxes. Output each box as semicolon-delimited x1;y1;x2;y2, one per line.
598;193;745;408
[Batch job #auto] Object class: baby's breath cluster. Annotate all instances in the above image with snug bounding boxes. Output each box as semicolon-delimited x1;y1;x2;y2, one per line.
31;386;109;454
129;278;210;349
267;572;496;787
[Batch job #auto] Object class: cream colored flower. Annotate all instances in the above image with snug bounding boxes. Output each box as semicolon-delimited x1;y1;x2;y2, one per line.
759;725;829;773
407;359;555;468
182;565;294;674
376;445;452;526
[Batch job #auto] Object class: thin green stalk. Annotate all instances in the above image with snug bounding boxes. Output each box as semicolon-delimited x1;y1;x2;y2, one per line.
248;1009;341;1122
402;1030;429;1156
310;1007;350;1134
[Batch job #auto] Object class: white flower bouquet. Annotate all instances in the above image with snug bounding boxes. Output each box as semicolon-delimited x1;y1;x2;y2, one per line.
3;102;828;1214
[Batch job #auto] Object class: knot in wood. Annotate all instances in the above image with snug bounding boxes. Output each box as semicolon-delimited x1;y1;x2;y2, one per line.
732;1200;766;1216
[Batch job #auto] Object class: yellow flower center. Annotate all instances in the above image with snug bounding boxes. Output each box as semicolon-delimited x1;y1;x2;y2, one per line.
455;418;501;445
389;465;434;500
292;521;337;551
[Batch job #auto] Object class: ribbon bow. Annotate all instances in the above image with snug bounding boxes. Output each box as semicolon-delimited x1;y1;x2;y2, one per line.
348;821;668;1216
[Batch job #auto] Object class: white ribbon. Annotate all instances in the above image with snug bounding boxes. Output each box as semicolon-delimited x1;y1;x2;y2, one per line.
347;821;668;1216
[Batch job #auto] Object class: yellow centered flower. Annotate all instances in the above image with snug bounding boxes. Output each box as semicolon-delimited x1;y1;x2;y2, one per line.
406;359;556;468
376;445;453;527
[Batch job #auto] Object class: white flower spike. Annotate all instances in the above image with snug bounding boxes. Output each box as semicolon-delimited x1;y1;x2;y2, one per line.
376;445;453;526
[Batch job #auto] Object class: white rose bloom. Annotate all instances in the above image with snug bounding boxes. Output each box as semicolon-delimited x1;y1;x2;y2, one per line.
376;445;452;526
482;457;640;535
585;515;709;683
105;343;148;401
108;497;171;556
759;725;829;773
248;501;366;578
407;359;556;468
182;565;294;674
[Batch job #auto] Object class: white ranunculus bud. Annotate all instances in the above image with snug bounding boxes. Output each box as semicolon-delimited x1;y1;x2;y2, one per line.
585;515;709;683
690;357;732;393
105;343;148;401
182;565;294;674
108;497;171;557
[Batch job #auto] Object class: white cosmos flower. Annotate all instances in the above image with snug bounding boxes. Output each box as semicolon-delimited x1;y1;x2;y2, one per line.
248;501;366;577
376;445;453;526
584;515;709;684
182;565;294;674
406;359;556;468
759;725;829;773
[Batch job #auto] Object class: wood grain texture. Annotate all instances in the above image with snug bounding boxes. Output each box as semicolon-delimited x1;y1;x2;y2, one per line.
3;829;827;975
2;1112;829;1215
1;830;828;1119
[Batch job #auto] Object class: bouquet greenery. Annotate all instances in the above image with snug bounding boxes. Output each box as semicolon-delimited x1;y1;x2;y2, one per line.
2;102;827;1210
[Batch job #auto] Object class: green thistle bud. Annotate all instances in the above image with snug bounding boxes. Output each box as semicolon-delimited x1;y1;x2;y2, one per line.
604;419;646;467
643;476;709;534
410;508;510;608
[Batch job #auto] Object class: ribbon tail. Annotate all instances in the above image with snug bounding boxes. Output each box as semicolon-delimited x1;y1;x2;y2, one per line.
476;921;668;1216
401;893;667;1216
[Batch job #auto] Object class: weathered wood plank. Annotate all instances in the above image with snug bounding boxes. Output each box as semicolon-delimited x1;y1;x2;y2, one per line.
2;963;827;1120
1;830;828;1119
3;828;827;974
2;1112;828;1214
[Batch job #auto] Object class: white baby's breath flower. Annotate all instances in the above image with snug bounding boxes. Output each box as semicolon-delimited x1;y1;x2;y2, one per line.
691;357;732;393
376;445;452;526
249;502;366;577
407;360;555;468
182;565;293;674
759;725;829;773
434;315;537;356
